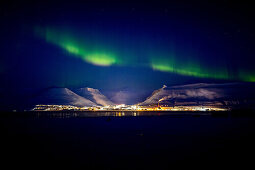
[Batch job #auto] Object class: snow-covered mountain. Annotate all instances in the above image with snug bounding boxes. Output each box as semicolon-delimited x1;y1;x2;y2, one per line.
73;87;115;106
31;87;97;107
139;83;255;108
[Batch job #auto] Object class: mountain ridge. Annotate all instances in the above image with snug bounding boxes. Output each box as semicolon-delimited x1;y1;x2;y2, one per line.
30;87;98;107
138;83;255;109
73;87;115;106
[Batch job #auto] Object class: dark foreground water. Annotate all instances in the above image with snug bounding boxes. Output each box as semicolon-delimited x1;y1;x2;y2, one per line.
1;111;255;169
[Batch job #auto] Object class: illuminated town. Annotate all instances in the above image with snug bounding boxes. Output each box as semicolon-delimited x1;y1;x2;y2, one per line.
32;104;228;112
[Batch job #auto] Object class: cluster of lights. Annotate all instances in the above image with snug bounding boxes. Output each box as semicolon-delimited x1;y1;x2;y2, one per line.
32;104;229;112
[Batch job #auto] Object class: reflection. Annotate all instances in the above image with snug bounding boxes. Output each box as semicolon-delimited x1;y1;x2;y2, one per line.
31;111;212;118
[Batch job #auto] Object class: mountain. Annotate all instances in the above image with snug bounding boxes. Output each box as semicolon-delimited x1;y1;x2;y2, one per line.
31;87;97;107
73;87;115;106
139;83;255;109
139;85;171;106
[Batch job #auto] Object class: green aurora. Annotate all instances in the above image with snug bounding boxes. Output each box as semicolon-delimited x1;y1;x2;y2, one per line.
150;58;229;80
35;26;255;82
36;27;119;66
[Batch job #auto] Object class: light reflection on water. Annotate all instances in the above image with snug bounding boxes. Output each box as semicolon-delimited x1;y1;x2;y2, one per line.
33;111;212;118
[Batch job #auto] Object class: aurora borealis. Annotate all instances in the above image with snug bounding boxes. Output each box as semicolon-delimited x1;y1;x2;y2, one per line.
36;27;119;66
1;0;255;93
35;26;253;82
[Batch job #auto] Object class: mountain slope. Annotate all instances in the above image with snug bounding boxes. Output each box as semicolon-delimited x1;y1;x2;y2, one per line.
139;83;255;108
31;87;97;107
73;87;115;106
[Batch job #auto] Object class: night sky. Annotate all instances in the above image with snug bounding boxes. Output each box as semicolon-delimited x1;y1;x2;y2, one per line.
1;0;255;94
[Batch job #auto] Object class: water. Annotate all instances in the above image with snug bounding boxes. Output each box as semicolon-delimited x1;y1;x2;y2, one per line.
1;111;255;169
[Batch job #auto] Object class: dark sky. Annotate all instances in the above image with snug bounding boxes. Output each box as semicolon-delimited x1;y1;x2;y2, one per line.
1;0;255;94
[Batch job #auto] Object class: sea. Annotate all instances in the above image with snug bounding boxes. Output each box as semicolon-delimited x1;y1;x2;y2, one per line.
1;111;255;169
